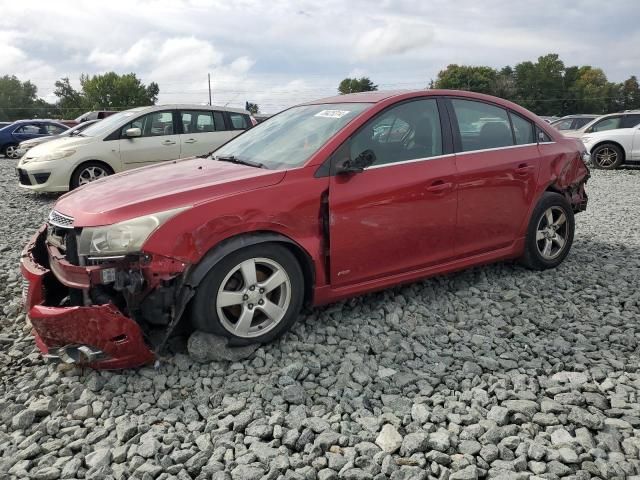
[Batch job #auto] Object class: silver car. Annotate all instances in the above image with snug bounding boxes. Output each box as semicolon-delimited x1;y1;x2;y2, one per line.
16;120;101;157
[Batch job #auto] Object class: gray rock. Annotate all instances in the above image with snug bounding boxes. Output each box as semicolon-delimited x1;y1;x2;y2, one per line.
187;331;259;362
450;465;478;480
85;448;112;469
487;406;509;426
11;409;36;430
375;424;403;453
400;432;429;456
283;384;306;405
459;440;481;455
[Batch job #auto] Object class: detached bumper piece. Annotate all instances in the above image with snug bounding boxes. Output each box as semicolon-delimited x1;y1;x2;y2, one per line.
20;225;156;369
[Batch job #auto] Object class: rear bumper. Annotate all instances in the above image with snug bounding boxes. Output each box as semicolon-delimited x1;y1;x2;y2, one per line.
20;226;155;369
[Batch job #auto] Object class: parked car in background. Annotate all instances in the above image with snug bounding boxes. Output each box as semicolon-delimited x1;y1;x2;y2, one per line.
0;120;69;159
17;104;255;191
563;111;640;139
550;114;598;132
20;89;589;368
539;116;560;124
579;111;640;169
16;120;100;157
75;110;118;123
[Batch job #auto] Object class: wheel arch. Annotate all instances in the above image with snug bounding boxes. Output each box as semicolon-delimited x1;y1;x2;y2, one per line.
589;140;626;161
184;230;316;307
69;160;115;189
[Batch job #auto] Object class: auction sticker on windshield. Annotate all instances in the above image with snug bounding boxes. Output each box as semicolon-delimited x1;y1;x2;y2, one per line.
314;110;351;119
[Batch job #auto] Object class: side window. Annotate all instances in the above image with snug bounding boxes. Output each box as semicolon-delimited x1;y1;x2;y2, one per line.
213;112;226;131
15;124;40;134
509;112;534;145
121;111;175;137
621;114;640;128
451;99;513;152
180;110;217;134
350;99;443;167
552;119;574;131
228;113;249;130
590;116;621;132
536;126;552;143
44;124;66;135
573;118;592;129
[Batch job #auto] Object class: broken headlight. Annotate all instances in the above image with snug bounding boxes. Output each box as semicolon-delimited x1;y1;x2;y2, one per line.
77;207;187;257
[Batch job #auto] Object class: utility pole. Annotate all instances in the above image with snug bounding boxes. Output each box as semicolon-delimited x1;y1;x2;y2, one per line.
208;73;212;106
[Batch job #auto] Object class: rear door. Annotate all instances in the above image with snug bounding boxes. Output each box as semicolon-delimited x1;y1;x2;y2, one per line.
328;97;458;286
13;123;45;142
620;114;640;160
447;98;540;257
179;110;231;157
118;110;181;167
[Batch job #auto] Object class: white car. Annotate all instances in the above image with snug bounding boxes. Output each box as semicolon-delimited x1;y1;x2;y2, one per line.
569;111;640;169
17;104;255;192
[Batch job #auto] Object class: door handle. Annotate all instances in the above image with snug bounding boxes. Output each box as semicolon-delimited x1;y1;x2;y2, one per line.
426;180;453;193
515;164;533;175
183;138;197;144
162;140;176;146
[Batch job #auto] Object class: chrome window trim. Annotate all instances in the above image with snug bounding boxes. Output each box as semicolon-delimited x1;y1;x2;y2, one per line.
366;153;455;170
455;142;541;156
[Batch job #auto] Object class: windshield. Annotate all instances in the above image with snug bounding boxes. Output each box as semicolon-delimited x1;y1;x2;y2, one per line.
80;109;145;138
213;103;371;169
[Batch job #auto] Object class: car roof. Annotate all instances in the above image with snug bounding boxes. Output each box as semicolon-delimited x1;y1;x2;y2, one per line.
121;104;251;115
300;89;543;123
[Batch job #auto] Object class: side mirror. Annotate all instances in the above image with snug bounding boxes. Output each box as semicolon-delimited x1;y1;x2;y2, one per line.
125;127;142;138
336;149;376;174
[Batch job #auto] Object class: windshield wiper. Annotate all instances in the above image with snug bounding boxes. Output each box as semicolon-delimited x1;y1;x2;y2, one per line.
215;155;264;169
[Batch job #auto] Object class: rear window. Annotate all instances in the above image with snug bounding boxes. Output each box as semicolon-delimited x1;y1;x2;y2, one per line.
451;99;514;152
228;113;250;130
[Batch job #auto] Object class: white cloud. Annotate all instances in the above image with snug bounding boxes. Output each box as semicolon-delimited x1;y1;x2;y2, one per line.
354;18;434;61
0;0;639;113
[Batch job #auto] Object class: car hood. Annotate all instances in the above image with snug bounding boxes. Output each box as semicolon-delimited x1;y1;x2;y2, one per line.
54;157;286;227
24;135;95;157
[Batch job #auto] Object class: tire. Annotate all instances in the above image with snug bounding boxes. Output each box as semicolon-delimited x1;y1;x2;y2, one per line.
70;161;113;189
3;144;19;159
191;243;304;346
591;143;623;169
520;192;575;270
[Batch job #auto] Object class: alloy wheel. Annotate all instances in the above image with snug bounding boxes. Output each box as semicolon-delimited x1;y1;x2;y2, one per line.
78;166;109;185
594;147;617;168
216;257;291;338
535;206;569;260
5;145;19;159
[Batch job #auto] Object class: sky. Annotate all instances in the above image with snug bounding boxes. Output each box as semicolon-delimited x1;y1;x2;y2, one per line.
1;0;639;113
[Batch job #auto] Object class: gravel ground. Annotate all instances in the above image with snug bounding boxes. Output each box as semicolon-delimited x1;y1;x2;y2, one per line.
1;158;639;480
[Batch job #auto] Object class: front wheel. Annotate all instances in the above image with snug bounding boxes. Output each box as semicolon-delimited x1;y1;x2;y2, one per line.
591;143;623;169
520;192;575;270
191;244;304;345
70;161;113;189
4;144;19;159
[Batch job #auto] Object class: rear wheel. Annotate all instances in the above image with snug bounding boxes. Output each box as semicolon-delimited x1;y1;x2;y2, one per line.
591;143;623;169
70;161;113;189
3;144;19;159
191;243;304;345
520;192;574;270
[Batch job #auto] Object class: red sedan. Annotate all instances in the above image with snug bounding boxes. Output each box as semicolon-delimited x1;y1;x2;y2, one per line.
21;90;589;369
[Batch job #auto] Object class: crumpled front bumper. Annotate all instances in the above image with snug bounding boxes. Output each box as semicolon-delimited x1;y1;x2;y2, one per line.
20;225;155;369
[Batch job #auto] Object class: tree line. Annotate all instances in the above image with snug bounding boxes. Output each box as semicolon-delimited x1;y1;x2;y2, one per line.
0;72;159;122
338;53;640;117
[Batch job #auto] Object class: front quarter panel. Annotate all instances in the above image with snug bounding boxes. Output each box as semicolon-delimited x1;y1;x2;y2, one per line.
142;166;329;287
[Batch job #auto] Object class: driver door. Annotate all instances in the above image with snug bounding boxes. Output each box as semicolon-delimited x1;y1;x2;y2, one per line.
118;110;181;168
328;98;458;286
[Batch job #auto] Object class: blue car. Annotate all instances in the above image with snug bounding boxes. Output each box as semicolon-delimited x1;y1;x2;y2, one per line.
0;120;69;158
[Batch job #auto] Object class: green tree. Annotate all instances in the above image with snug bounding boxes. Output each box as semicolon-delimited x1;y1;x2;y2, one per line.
54;72;159;115
568;66;612;114
513;54;566;115
245;102;259;114
433;64;498;94
338;77;378;94
0;75;56;121
619;76;640;111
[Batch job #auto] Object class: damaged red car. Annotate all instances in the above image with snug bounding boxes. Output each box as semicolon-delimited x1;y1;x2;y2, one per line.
21;90;590;369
